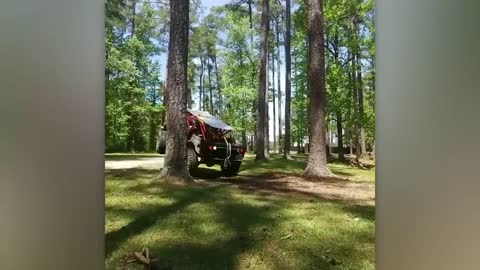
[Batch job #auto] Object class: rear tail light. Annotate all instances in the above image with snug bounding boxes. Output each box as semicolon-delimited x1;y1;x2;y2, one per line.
239;148;245;154
208;145;213;151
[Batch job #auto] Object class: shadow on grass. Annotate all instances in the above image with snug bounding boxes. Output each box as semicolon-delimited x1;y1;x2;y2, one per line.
149;196;280;270
105;168;158;180
190;167;223;179
105;184;223;257
240;157;306;175
105;167;375;269
106;173;283;269
342;204;376;222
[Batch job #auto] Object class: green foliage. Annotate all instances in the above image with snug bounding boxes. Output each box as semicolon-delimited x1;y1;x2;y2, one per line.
105;1;166;152
290;0;375;150
105;0;375;154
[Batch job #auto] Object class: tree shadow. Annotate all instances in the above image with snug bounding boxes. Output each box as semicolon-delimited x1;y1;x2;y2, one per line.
145;190;282;270
105;168;158;180
200;173;374;206
190;167;223;179
105;185;223;258
105;166;375;269
342;204;376;222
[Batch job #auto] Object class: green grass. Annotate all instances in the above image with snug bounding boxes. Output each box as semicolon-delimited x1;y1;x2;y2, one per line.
199;153;375;182
105;155;375;270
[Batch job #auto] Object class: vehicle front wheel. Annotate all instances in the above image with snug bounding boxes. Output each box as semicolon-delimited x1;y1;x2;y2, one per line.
187;147;199;172
221;161;241;177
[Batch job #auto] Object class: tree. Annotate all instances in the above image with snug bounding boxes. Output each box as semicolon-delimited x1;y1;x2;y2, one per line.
275;14;283;154
159;0;192;181
304;0;332;177
255;0;269;161
283;0;293;159
105;0;165;153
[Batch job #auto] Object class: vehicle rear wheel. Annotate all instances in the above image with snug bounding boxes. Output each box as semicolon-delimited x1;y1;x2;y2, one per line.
187;147;199;172
221;161;241;177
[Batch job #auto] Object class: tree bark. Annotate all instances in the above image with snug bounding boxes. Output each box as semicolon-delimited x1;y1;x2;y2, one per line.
199;56;204;110
207;58;214;113
351;55;361;164
159;0;192;181
255;0;269;161
265;44;270;158
283;0;292;159
272;48;277;153
356;52;367;157
276;19;283;154
336;109;345;161
213;55;222;117
304;0;332;178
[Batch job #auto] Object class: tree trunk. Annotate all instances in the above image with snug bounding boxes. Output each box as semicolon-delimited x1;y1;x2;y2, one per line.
149;82;158;151
255;0;269;161
156;84;167;151
304;0;332;178
159;0;192;181
265;46;270;158
248;0;257;151
276;20;283;154
372;140;375;157
207;58;214;113
272;48;277;153
336;110;345;161
351;55;361;164
213;55;222;117
199;57;204;110
283;0;292;159
356;52;367;158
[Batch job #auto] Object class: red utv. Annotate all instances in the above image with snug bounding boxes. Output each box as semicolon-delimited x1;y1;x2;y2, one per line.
157;109;245;176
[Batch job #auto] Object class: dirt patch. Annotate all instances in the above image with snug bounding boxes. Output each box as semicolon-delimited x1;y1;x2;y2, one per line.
195;173;375;206
105;157;164;170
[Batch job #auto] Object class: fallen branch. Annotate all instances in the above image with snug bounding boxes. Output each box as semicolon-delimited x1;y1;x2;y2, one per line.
125;248;161;270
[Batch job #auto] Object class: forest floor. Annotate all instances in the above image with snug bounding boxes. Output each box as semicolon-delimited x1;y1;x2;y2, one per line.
105;153;375;270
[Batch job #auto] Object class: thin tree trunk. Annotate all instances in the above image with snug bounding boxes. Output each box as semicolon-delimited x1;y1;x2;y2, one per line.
159;0;192;181
207;58;214;113
272;48;277;153
156;83;167;151
255;0;269;161
276;20;283;154
331;34;345;162
213;55;222;117
304;0;332;178
265;45;270;158
356;52;366;157
352;56;361;164
199;57;204;110
131;2;136;36
248;0;257;152
149;82;158;151
283;0;292;159
336;110;345;161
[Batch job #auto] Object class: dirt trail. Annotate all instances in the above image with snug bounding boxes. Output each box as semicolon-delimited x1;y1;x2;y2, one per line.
105;157;164;170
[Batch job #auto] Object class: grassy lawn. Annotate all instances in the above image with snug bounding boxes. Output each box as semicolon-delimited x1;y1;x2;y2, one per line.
235;154;375;182
105;154;375;270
